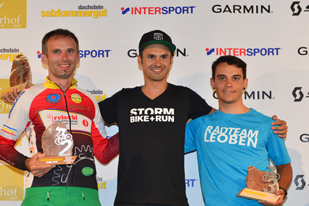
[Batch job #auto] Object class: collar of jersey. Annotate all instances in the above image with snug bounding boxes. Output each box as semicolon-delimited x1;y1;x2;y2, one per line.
43;77;77;89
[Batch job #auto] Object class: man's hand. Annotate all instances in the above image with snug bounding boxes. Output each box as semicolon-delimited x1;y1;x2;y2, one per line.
3;88;18;103
271;115;288;138
258;189;285;206
25;153;54;177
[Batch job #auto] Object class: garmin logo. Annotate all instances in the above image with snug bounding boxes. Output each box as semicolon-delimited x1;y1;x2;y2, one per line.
212;4;272;14
298;47;309;55
127;48;188;58
300;134;309;142
212;91;273;100
244;91;273;100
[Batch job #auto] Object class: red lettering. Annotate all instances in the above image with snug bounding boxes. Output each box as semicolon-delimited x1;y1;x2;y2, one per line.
227;48;233;55
233;48;239;56
240;48;246;56
148;7;154;14
155;7;161;14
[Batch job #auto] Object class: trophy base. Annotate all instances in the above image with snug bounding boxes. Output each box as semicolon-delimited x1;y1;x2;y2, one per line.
237;188;280;202
36;155;77;165
1;80;34;100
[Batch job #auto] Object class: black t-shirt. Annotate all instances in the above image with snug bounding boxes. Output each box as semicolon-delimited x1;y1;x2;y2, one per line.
99;83;212;205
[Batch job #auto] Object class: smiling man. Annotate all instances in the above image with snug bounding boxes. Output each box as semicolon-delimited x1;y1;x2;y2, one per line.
0;29;117;206
185;55;292;206
98;31;288;206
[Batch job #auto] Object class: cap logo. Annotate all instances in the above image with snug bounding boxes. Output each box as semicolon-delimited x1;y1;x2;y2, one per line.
153;33;163;40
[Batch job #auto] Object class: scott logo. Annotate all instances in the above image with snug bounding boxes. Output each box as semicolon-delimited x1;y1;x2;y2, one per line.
291;1;309;16
291;2;302;16
294;175;306;190
292;87;304;102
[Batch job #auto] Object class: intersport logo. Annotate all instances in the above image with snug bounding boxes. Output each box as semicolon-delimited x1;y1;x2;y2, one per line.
121;6;196;15
206;47;281;56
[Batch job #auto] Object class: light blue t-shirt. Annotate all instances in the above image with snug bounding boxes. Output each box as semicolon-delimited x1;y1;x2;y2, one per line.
185;109;291;206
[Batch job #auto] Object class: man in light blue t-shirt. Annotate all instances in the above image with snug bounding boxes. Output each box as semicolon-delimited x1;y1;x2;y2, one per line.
185;55;292;206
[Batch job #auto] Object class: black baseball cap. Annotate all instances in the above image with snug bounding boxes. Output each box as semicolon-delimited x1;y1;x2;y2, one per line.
139;30;176;55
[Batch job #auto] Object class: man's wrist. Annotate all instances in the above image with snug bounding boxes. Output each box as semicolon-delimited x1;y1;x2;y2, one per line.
279;187;287;199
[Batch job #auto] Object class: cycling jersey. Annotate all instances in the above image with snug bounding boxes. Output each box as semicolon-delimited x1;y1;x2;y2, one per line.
0;77;117;189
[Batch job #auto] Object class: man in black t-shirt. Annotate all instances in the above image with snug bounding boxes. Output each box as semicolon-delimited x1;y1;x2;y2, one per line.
99;30;287;206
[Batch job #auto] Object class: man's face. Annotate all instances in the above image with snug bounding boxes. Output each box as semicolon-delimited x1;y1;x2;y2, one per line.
41;36;80;82
138;44;173;83
211;62;248;105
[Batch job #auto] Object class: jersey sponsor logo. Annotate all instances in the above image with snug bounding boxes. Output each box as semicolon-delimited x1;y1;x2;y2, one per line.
212;4;272;14
82;167;94;176
0;0;27;29
82;119;89;127
130;107;174;123
41;5;107;19
206;47;281;56
121;6;196;15
71;93;82;103
39;110;91;133
204;126;259;148
45;93;62;104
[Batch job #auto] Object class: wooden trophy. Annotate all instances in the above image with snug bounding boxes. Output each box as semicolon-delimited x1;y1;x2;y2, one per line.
36;122;77;165
237;165;280;202
1;54;34;100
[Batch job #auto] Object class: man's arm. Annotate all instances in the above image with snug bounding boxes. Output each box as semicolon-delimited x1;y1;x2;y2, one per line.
259;163;292;206
0;136;53;177
271;115;288;138
94;132;119;164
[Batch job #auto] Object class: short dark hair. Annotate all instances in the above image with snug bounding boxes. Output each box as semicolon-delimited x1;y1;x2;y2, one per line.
42;29;79;56
211;55;247;79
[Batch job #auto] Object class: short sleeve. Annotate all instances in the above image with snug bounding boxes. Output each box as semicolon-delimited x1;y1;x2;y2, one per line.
185;120;198;153
188;89;212;120
266;128;291;166
99;90;121;125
